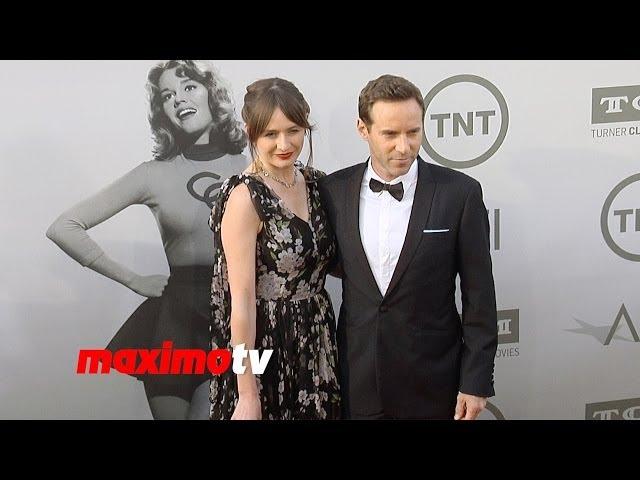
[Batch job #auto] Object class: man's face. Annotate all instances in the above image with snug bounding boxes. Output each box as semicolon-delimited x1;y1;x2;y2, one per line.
357;98;423;181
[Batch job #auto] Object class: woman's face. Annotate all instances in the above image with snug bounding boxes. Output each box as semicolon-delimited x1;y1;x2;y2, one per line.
158;67;214;144
255;107;305;171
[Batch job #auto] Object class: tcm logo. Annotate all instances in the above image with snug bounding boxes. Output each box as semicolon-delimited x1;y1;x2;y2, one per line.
592;85;640;124
586;397;640;420
422;74;509;169
497;309;519;344
496;309;519;358
601;173;640;262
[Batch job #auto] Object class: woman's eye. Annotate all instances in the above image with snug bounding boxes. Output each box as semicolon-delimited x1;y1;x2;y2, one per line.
185;84;196;92
162;93;173;102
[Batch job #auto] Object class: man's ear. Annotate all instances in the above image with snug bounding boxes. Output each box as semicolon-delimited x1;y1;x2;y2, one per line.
356;118;369;140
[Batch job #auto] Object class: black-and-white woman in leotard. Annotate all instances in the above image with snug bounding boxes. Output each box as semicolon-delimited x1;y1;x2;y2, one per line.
46;60;248;419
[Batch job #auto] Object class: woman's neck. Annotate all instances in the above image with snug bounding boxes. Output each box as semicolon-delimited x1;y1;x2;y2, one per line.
177;127;229;161
260;162;297;183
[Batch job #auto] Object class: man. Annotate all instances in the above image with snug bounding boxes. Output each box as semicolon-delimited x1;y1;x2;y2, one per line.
318;75;497;419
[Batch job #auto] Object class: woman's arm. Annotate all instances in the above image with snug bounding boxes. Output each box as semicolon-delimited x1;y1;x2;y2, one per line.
46;162;167;297
220;183;262;420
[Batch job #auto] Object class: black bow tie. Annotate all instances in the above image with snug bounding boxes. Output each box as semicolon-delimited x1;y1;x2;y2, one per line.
369;178;404;201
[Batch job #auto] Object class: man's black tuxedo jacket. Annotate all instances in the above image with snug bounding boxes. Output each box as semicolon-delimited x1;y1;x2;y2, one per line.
318;158;497;419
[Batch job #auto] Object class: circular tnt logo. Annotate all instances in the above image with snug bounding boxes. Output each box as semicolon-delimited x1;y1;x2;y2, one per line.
422;74;509;169
477;401;506;420
601;173;640;262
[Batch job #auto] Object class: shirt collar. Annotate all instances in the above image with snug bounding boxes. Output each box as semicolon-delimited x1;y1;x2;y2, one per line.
363;157;419;186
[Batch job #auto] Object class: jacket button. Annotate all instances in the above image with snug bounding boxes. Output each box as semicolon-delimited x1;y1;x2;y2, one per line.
379;305;388;313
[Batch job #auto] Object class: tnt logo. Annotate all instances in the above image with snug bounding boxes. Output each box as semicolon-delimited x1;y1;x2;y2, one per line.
601;173;640;261
592;85;640;124
430;111;496;138
477;401;506;420
422;74;509;169
612;209;640;233
586;398;640;420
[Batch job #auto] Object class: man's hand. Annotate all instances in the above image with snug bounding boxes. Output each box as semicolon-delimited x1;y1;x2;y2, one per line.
454;392;487;420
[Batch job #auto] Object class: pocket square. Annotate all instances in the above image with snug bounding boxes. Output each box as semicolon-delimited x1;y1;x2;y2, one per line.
423;229;449;233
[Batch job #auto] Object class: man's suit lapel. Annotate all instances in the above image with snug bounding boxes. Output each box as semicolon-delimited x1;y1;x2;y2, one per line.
384;158;436;300
346;161;384;302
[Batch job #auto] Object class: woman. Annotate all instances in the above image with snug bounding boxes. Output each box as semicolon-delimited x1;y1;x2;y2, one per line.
209;77;341;420
46;60;247;419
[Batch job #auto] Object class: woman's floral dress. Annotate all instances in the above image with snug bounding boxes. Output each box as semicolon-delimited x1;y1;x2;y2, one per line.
208;165;341;419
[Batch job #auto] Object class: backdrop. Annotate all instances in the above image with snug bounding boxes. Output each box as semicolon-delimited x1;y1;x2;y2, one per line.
1;60;638;419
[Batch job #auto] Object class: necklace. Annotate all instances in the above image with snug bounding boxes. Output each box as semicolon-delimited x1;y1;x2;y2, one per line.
259;166;297;188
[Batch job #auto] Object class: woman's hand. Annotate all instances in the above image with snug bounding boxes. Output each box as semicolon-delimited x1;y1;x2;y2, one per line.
130;274;169;297
231;393;262;420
